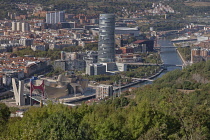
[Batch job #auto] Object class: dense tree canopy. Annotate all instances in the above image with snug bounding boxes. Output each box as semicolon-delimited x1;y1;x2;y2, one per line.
1;61;210;139
177;46;191;61
0;103;10;132
14;46;86;60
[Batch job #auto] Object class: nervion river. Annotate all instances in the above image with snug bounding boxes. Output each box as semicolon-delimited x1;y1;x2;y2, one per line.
73;38;183;103
123;38;183;89
159;38;183;71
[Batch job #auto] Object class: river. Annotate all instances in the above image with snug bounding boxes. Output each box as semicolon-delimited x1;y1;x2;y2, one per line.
71;38;183;103
121;38;183;90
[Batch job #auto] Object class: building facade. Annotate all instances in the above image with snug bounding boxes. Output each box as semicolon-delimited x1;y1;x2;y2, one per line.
86;63;106;75
21;22;30;32
54;60;66;71
131;40;154;53
31;45;46;51
96;84;113;99
46;11;65;24
11;22;30;32
191;47;210;63
98;14;115;63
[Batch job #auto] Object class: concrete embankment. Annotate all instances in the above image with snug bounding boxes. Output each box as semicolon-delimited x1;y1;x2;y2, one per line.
176;49;187;65
64;68;165;104
114;68;164;91
148;68;164;79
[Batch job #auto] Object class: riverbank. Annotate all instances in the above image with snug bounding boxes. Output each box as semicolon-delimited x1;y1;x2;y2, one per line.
65;38;183;104
176;49;187;66
114;68;164;91
64;68;165;104
66;68;165;103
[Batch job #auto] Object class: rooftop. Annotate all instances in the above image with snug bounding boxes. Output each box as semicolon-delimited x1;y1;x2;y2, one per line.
132;40;148;44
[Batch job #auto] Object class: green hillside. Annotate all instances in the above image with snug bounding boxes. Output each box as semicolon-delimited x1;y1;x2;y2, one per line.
1;61;210;139
1;0;210;19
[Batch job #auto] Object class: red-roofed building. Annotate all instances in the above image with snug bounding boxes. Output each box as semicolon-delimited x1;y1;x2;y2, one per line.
0;52;50;87
132;40;147;44
120;47;134;54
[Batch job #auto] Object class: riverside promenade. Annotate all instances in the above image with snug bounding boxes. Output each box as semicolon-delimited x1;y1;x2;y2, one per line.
176;49;190;67
113;68;164;91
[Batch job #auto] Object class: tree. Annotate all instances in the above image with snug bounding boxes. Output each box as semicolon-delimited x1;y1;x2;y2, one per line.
0;103;10;127
0;103;10;137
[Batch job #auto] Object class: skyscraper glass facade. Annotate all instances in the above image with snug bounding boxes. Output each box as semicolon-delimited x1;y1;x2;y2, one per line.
98;14;115;63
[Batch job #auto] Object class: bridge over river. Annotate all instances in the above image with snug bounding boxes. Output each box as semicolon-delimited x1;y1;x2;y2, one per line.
27;92;96;106
155;46;178;49
154;46;188;50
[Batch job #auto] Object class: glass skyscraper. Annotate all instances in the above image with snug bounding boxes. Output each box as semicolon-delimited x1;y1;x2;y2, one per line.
98;14;115;63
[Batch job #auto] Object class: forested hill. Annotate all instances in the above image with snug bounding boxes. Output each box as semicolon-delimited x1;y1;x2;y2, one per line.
1;61;210;139
1;0;210;19
154;60;210;89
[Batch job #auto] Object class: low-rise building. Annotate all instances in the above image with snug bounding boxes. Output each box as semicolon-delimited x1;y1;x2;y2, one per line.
54;59;86;71
120;47;134;54
84;51;98;65
49;43;76;50
54;60;66;71
2;70;24;86
131;40;154;53
19;38;33;46
191;47;210;63
96;84;113;99
116;54;141;63
31;45;46;51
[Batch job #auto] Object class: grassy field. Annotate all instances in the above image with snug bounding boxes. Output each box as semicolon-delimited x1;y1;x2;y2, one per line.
185;2;210;7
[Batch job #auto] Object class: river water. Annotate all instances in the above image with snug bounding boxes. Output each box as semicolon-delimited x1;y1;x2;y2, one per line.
72;38;183;103
122;38;183;89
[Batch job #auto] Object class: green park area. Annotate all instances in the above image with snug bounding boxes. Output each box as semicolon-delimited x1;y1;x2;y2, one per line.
177;46;191;61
